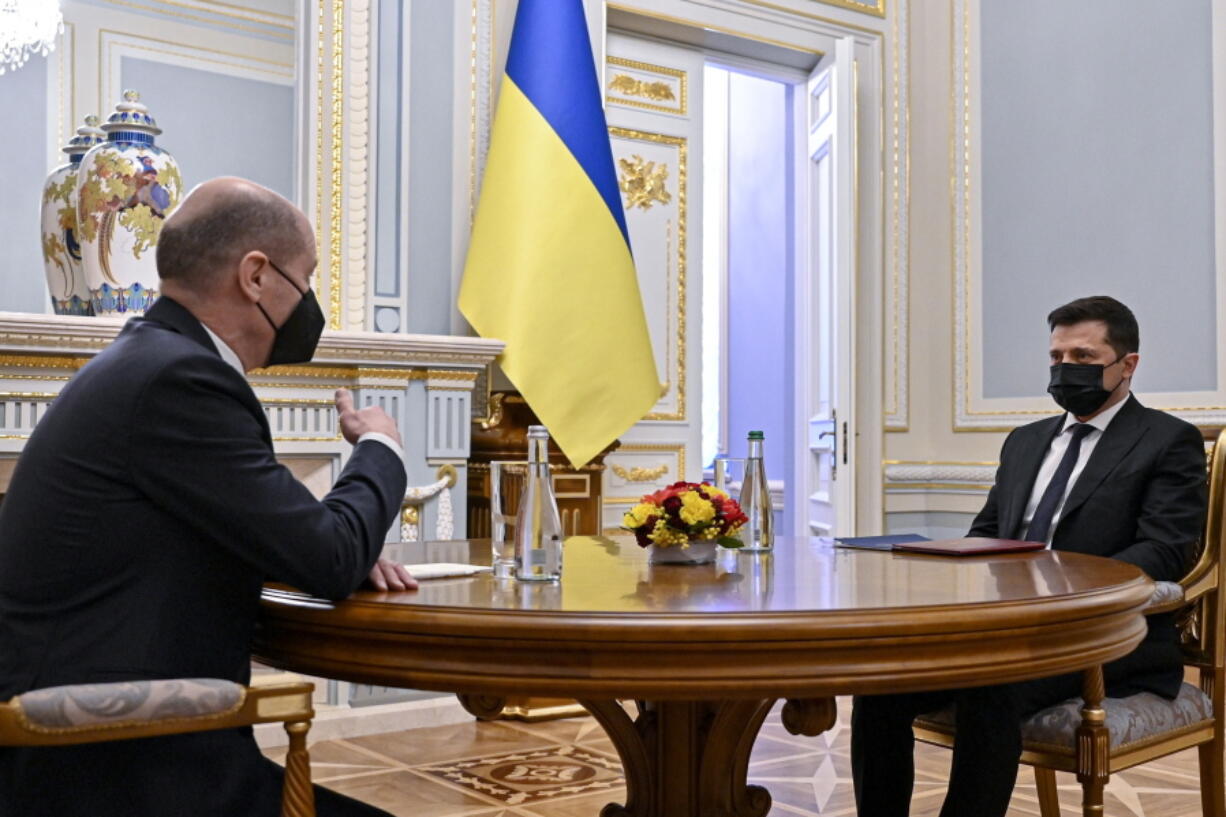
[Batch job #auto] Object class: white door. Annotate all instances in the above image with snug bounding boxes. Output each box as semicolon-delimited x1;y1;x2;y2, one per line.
600;33;705;531
795;37;856;537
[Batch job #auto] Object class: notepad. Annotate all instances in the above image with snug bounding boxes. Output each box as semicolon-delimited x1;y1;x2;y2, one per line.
834;535;1044;556
402;563;492;580
834;533;932;550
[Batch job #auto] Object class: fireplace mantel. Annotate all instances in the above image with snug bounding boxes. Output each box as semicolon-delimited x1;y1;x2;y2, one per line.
0;312;504;544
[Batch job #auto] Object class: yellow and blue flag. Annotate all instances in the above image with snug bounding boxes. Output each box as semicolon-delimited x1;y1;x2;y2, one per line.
459;0;660;468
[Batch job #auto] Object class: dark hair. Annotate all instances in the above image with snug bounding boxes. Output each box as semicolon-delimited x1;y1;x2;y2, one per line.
1047;296;1139;357
156;188;306;288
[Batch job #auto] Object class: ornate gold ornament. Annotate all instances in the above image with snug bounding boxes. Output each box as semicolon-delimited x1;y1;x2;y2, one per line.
617;155;671;211
607;73;676;103
611;464;669;483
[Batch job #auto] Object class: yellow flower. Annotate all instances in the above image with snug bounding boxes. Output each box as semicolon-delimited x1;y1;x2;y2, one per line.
705;486;729;499
679;492;715;526
622;502;658;529
648;518;688;547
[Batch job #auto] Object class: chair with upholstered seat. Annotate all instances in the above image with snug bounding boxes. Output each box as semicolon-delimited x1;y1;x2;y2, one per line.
0;674;317;817
913;428;1226;817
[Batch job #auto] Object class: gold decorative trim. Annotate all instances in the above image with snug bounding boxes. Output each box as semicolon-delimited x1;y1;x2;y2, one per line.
0;392;63;400
611;463;669;483
605;443;686;503
314;0;325;303
329;0;345;330
810;0;885;18
424;369;481;382
436;463;458;488
478;391;506;430
617;155;671;211
250;365;357;379
0;355;89;370
606;56;687;115
609;127;687;423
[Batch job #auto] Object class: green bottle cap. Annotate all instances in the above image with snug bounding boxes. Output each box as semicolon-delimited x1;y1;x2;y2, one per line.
748;431;764;440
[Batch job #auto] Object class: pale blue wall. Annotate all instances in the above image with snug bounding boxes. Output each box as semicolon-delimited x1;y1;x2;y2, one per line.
121;58;295;201
373;0;403;306
980;0;1217;398
405;0;455;334
0;57;51;314
724;72;793;488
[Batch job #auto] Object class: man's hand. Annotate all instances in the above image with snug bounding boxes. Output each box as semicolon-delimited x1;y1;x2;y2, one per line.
367;558;418;592
335;388;403;447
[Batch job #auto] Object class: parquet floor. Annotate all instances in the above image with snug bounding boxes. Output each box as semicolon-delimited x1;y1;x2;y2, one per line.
263;697;1211;817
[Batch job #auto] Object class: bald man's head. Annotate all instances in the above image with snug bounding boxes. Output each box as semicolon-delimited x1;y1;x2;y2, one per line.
156;177;313;290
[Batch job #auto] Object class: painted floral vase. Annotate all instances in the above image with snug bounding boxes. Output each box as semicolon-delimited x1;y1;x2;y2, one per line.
76;89;184;316
41;115;105;315
648;540;719;565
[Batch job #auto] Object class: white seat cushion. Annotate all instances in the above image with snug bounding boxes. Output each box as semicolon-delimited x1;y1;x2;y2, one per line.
16;678;244;730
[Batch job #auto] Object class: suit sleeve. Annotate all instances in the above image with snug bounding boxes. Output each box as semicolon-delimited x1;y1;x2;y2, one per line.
128;359;408;600
967;430;1015;538
1111;422;1207;581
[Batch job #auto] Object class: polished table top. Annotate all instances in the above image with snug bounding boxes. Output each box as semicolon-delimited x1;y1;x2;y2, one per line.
255;536;1153;699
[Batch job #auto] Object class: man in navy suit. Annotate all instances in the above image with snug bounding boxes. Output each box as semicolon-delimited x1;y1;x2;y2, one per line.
850;296;1207;817
0;177;415;816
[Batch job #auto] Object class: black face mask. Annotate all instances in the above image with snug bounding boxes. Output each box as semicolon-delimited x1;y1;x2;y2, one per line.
1048;356;1125;417
256;262;325;367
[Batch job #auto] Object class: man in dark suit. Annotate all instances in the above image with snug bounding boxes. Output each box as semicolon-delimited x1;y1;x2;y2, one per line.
0;178;415;816
851;295;1207;817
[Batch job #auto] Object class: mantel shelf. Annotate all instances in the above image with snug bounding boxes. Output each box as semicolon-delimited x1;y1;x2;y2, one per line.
0;312;504;369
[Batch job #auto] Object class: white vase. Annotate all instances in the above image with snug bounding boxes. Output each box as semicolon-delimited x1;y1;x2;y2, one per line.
648;540;718;565
41;116;105;315
76;89;184;316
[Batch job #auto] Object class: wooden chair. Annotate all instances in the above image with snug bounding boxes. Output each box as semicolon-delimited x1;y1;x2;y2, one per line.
913;428;1226;817
0;674;317;817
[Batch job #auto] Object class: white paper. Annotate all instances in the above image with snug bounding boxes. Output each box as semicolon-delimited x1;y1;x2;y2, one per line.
402;562;492;580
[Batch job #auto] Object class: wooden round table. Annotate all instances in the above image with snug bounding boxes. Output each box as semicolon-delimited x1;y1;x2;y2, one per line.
254;535;1152;817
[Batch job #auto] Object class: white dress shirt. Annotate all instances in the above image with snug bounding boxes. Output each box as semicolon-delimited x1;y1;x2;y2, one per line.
1019;396;1129;546
201;325;405;462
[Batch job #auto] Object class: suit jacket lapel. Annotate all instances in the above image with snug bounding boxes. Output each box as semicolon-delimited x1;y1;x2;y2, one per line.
1059;395;1148;522
999;415;1065;540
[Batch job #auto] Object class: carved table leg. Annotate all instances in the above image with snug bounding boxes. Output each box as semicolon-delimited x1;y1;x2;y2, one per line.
579;698;780;817
1075;667;1109;817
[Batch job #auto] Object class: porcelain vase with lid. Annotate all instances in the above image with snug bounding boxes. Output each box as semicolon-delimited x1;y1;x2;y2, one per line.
76;89;184;316
40;115;105;315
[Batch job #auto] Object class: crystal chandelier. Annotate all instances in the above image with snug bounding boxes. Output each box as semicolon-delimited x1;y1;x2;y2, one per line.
0;0;63;76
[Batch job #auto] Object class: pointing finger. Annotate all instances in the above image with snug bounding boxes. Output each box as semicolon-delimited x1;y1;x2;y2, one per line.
334;388;354;415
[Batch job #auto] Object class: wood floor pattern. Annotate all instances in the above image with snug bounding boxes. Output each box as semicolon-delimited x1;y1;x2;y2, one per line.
263;697;1211;816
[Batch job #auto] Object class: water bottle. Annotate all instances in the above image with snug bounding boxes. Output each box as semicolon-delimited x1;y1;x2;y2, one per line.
738;430;774;551
513;425;563;581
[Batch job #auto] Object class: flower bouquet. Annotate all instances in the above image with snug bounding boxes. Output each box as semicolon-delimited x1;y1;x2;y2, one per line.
621;481;748;551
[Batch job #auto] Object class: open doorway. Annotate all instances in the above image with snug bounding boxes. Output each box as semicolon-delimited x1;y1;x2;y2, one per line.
604;28;859;539
701;62;798;535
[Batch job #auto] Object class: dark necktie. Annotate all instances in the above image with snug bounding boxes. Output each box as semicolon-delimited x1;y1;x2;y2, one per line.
1023;423;1095;543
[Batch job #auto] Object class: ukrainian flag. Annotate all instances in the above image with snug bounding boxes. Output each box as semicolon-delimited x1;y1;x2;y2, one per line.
459;0;660;468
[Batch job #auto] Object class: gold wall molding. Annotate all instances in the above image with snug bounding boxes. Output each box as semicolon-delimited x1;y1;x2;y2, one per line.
609;74;676;103
605;443;687;504
949;0;1226;430
609;127;687;423
611;463;670;483
617;155;671;210
606;56;688;115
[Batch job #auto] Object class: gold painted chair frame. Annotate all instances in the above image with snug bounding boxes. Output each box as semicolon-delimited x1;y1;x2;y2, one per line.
0;675;317;817
914;430;1226;817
